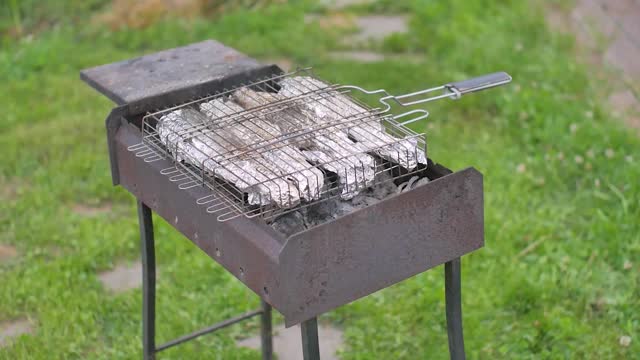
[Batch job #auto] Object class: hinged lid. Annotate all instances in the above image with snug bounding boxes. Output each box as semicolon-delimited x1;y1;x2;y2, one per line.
80;40;270;107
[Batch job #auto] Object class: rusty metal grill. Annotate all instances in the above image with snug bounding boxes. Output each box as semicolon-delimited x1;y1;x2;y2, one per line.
81;40;512;359
129;68;435;222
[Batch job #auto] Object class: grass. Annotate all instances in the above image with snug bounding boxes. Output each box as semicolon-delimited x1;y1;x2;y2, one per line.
1;0;638;359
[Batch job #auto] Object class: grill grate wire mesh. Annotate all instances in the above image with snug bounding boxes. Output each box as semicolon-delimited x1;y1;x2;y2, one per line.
129;68;430;222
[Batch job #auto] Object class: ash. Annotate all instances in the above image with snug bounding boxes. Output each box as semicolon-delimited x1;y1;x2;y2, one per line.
270;172;431;238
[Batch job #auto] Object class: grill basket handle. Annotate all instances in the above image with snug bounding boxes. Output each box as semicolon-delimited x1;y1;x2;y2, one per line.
387;72;512;126
446;72;513;96
391;71;512;107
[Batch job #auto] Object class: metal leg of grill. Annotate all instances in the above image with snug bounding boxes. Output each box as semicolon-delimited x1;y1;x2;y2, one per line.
136;201;273;359
260;300;273;360
445;258;466;360
138;201;156;360
301;317;320;360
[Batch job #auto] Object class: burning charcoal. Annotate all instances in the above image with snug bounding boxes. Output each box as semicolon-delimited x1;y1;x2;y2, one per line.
396;182;408;193
278;76;428;170
397;176;420;193
231;87;376;199
304;199;338;220
406;176;420;189
271;170;417;234
350;194;380;207
334;200;358;218
271;211;307;237
413;177;431;188
371;171;398;199
156;108;301;208
300;200;339;227
372;182;397;199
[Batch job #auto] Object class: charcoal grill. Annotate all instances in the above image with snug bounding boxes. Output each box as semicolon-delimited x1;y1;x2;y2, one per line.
81;40;511;360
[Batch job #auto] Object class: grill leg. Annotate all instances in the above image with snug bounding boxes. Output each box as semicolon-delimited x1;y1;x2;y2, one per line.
445;258;466;360
300;317;320;360
138;201;156;360
260;300;273;360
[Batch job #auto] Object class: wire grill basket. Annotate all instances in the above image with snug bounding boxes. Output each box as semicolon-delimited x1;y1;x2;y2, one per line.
129;68;510;222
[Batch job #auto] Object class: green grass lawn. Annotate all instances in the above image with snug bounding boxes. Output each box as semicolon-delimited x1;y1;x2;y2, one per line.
1;0;638;359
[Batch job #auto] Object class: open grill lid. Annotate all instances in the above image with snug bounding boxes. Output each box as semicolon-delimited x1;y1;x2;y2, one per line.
80;40;279;114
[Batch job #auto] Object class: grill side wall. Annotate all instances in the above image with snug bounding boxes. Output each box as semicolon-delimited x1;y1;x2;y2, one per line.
113;124;288;308
89;40;486;329
278;167;484;326
112;122;483;327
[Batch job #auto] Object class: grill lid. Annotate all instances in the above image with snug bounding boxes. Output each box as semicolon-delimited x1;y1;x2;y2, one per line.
80;40;273;111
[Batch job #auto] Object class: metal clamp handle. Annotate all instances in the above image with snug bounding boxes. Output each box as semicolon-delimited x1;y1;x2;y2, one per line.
389;71;512;108
339;72;512;126
392;109;430;126
446;72;513;96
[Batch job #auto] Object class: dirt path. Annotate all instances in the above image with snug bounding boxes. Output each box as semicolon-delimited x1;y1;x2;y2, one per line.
548;0;640;130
